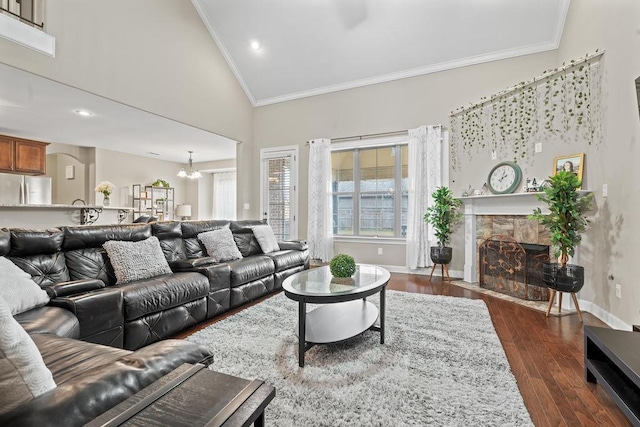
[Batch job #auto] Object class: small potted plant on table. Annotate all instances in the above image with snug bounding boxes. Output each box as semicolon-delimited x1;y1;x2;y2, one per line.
329;254;356;285
529;170;594;321
424;187;463;281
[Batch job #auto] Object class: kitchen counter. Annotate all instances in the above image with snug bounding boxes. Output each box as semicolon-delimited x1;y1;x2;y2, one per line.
0;204;134;228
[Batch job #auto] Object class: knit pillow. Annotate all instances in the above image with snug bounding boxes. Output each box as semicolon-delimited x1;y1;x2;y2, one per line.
252;225;280;254
103;236;172;284
0;297;56;414
0;257;50;315
198;228;243;263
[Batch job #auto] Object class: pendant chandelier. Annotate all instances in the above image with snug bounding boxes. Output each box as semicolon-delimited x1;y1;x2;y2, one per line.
177;151;202;179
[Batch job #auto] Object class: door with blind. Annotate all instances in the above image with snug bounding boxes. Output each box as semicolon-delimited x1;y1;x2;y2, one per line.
260;146;298;241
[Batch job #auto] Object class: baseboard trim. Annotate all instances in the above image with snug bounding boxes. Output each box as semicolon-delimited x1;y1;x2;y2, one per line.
379;264;464;279
577;300;632;330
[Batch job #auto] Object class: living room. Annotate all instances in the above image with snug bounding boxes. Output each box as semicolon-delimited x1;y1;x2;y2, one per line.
1;0;639;425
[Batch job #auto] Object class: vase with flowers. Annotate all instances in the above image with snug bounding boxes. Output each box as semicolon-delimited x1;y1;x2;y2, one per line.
95;181;115;206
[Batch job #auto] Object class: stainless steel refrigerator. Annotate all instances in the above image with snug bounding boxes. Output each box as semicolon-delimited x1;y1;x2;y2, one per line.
0;172;52;205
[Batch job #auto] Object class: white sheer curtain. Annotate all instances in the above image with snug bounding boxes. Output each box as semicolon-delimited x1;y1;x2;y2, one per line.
213;171;237;220
406;125;442;269
307;138;334;262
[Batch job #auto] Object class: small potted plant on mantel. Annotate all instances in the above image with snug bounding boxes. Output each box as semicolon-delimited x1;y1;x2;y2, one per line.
424;187;463;266
529;171;594;320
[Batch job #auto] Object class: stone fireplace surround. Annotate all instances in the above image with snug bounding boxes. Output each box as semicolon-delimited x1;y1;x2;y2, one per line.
460;192;553;283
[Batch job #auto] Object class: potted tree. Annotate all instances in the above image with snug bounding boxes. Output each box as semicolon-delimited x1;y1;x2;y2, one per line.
529;171;594;293
424;187;463;265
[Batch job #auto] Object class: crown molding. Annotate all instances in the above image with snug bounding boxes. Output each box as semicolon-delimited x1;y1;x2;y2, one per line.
254;41;561;107
191;0;570;108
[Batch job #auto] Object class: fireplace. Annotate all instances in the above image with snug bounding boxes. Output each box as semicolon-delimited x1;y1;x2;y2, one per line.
479;236;550;300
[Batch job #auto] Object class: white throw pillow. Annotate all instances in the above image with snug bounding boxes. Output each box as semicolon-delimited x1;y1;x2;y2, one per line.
198;228;243;263
103;236;172;284
0;257;50;315
252;225;280;254
0;296;56;414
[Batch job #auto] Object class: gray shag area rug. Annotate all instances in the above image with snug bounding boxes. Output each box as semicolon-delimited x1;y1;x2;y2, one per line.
186;291;532;426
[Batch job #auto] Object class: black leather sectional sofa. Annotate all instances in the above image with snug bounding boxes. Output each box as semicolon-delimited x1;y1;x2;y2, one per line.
0;219;309;425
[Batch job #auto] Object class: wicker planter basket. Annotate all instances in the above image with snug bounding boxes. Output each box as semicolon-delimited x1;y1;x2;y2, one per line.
430;246;453;265
542;263;585;293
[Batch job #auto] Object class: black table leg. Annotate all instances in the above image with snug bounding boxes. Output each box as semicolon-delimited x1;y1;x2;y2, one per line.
298;300;306;367
380;287;386;344
254;411;265;427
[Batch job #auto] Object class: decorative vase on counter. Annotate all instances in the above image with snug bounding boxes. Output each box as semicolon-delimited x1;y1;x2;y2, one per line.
103;194;111;206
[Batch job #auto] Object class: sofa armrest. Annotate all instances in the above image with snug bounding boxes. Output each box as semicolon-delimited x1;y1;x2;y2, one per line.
180;263;231;293
169;257;217;270
279;240;308;251
44;279;105;298
49;287;124;347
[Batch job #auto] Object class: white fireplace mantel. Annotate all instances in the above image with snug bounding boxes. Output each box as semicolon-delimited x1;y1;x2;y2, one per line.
459;191;591;282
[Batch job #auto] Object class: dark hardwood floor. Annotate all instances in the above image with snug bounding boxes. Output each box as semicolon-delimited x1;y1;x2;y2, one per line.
175;273;630;427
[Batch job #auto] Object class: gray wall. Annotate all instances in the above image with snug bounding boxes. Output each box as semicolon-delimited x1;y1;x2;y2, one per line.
252;0;640;327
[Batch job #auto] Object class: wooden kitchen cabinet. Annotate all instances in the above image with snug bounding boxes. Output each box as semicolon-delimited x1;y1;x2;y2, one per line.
0;135;49;175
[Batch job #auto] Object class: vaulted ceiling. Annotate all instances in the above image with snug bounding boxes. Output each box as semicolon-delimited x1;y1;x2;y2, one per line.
193;0;570;106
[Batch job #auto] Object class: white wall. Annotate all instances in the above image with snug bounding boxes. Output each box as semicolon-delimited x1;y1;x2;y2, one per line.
0;0;254;217
46;153;86;204
94;148;188;214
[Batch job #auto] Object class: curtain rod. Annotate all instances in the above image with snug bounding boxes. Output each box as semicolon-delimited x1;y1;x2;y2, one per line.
450;50;605;117
306;125;443;144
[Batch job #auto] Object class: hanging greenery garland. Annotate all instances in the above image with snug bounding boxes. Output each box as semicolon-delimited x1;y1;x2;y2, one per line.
449;51;604;171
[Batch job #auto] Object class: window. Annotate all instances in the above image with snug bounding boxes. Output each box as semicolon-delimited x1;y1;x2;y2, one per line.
331;144;408;238
212;171;237;220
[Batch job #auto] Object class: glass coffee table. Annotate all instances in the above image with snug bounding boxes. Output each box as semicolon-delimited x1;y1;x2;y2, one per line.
282;264;390;367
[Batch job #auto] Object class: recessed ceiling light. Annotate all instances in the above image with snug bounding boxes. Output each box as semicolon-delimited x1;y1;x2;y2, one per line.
250;40;262;51
74;109;93;117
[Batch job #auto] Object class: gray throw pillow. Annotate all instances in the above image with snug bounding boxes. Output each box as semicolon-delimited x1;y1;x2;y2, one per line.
0;257;50;315
252;225;280;254
198;228;243;263
103;236;172;284
0;296;56;414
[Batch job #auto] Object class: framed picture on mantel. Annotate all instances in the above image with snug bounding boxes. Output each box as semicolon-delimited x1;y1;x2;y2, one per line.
553;153;584;188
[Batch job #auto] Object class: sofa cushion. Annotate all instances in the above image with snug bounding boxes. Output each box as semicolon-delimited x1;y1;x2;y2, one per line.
0;229;9;257
103;236;172;284
115;272;209;321
252;224;280;253
184;237;206;258
0;298;56;415
153;221;186;262
61;224;151;250
233;232;263;257
65;248;116;285
264;250;308;272
8;253;70;288
181;220;230;238
0;257;50;315
182;221;231;258
15;307;80;339
228;256;275;286
8;229;63;257
0;334;212;426
198;228;243;263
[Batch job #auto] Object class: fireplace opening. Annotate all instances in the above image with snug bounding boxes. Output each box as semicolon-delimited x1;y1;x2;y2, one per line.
479;235;550;301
